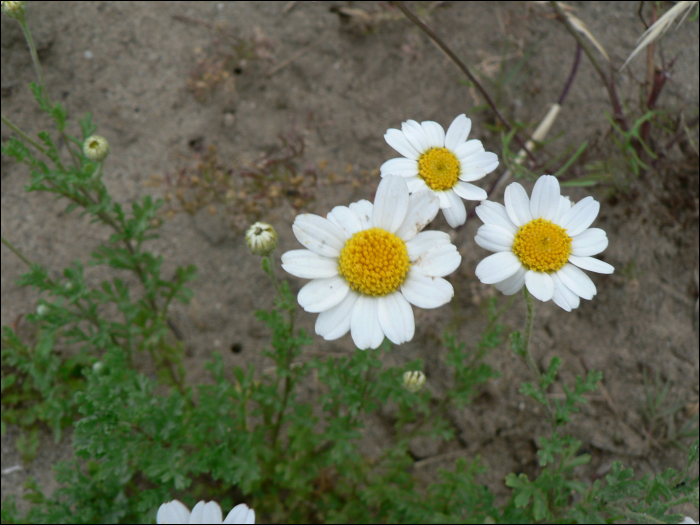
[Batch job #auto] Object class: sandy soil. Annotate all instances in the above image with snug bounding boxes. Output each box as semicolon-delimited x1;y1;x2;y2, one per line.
2;1;698;520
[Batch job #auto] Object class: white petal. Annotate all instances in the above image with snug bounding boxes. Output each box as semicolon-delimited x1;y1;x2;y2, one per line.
568;255;614;274
460;151;499;176
453;139;484;159
380;157;420;177
458;166;488;182
434;190;451;208
559;196;600;237
402;120;431;154
315;291;359;340
554;195;573;222
191;501;223;524
475;224;515;253
495;266;526;295
385;128;420;160
406;230;451;260
224;504;255;525
395;190;440;241
445;114;472;150
292;214;345;257
327;205;363;239
557;263;596;300
281;250;338;279
475;251;522;284
571;228;608;256
406;176;429;193
351;295;385;350
373;176;410;233
413;243;461;277
504;182;533;227
298;276;349;313
157;501;190;524
349;199;373;229
551;273;580;311
378;292;415;345
442;190;467;227
529;175;560;221
475;201;518;234
525;271;555;302
452;180;487;201
400;270;453;308
421;120;446;148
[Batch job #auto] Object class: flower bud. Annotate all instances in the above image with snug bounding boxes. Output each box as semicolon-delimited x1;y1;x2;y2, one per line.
92;361;105;374
1;1;25;21
83;135;110;162
246;222;278;256
403;370;426;393
36;304;48;316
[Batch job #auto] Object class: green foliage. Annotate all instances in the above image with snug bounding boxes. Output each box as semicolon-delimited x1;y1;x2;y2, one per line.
1;51;196;451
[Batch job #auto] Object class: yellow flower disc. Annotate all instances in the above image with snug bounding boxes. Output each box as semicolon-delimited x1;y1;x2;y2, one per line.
512;218;572;272
338;227;410;296
418;147;460;191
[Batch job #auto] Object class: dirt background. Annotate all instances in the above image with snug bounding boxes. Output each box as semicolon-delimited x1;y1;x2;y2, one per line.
1;1;698;521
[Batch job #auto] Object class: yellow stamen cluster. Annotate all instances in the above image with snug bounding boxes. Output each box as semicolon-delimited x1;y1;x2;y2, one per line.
338;228;410;296
418;147;460;191
512;218;572;272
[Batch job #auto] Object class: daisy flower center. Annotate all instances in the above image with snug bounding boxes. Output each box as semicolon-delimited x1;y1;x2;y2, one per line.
338;227;410;296
512;218;572;273
418;148;460;191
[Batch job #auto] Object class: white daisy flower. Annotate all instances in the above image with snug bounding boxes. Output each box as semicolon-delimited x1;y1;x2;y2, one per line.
157;500;255;524
381;114;498;228
474;175;614;311
281;176;461;350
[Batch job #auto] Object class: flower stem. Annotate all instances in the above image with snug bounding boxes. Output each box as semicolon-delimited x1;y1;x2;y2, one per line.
1;115;47;153
1;235;33;268
19;19;46;99
17;17;80;168
522;288;557;430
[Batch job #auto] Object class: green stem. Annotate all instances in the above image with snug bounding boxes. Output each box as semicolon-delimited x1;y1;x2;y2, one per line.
264;252;298;450
1;115;47;153
18;18;80;168
522;288;557;430
19;19;46;99
1;235;34;268
618;509;668;524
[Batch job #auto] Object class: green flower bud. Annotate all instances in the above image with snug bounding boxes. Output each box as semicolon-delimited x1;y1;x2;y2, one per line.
83;135;110;162
1;1;25;21
246;222;278;256
403;370;426;393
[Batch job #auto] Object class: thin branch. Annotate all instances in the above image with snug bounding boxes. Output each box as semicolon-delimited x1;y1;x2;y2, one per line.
392;1;536;162
558;43;581;105
549;1;627;131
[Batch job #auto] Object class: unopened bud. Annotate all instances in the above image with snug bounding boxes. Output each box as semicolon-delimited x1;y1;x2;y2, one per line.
246;222;277;256
1;1;25;20
92;361;105;374
403;370;426;393
83;135;110;162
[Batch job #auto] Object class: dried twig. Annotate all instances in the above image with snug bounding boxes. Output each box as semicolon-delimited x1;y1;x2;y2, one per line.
392;1;537;163
266;33;328;77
